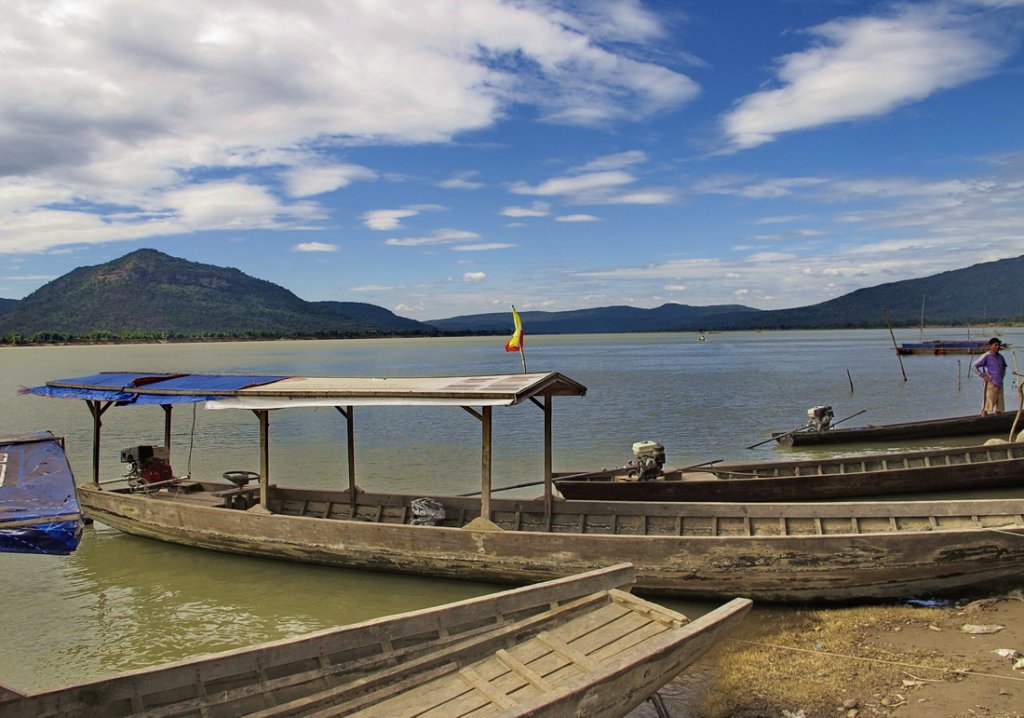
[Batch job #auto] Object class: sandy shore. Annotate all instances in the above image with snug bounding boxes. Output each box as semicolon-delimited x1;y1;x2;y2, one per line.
628;589;1024;718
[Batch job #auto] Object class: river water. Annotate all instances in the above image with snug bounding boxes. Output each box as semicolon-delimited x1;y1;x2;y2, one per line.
1;329;1019;692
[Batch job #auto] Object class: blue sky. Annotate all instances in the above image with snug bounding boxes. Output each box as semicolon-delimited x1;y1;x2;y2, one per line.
1;0;1022;321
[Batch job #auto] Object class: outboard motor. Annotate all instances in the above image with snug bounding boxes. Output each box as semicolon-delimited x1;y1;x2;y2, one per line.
626;441;666;481
806;405;834;432
121;445;173;486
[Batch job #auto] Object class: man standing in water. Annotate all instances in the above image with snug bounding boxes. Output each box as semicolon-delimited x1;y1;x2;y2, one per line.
972;337;1008;415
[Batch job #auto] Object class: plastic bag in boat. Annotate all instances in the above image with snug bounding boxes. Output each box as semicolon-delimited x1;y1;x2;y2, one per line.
409;497;445;526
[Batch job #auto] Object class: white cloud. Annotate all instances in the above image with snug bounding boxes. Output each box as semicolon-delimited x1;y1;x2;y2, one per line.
463;271;486;281
452;243;515;251
512;171;633;197
363;209;420;231
162;181;323;229
362;205;444;231
501;202;550;218
437;171;485;190
721;6;1009;150
293;242;338;252
574;151;647;172
0;0;695;253
384;228;480;247
555;214;601;222
283;164;377;198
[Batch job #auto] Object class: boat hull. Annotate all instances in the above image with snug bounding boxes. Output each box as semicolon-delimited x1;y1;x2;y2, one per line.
0;563;752;718
774;411;1019;447
556;443;1024;502
77;483;1024;603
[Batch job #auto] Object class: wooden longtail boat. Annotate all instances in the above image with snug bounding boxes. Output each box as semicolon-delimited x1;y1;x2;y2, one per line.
24;372;1024;603
0;432;82;555
772;410;1020;447
895;339;987;356
554;442;1024;502
0;563;752;718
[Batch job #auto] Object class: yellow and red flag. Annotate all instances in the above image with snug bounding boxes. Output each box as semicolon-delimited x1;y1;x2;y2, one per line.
504;305;524;352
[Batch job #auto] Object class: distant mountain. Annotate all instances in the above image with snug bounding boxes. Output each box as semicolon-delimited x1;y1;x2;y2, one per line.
430;303;762;334
3;249;1021;344
429;255;1024;332
0;249;433;341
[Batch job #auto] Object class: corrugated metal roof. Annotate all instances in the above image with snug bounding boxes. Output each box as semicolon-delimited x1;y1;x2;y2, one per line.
27;372;587;409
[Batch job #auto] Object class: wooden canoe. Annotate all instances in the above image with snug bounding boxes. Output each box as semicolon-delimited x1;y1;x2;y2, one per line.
23;371;1024;603
773;410;1019;447
73;481;1024;603
554;442;1024;502
0;564;752;718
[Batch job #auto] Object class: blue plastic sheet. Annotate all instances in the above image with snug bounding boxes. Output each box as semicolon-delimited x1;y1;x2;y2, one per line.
0;432;83;555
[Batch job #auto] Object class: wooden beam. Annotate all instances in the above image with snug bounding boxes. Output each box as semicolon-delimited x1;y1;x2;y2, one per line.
481;406;492;521
336;406;357;513
254;409;270;509
543;395;552;522
161;404;172;449
86;400;113;485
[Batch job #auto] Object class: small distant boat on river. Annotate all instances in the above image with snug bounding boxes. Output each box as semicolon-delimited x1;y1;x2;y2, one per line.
773;410;1020;447
23;371;1024;602
896;339;988;355
0;562;752;718
554;442;1024;503
0;431;83;555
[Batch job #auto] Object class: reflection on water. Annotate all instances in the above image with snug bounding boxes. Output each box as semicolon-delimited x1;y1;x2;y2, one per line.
1;330;1021;691
2;523;497;690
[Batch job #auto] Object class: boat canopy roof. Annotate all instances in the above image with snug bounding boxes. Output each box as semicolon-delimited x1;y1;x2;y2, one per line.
26;371;587;409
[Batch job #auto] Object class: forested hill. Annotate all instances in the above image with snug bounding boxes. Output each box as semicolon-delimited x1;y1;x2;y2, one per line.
429;254;1024;332
1;250;1021;344
0;249;433;342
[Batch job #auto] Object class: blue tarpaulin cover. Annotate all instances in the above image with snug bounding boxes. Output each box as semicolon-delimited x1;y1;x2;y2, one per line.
26;373;287;405
0;432;83;555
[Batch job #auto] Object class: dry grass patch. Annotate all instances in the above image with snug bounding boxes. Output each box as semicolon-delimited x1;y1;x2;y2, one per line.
696;603;954;717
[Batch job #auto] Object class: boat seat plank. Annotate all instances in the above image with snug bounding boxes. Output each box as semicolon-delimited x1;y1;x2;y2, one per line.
495;648;553;692
458;665;518;709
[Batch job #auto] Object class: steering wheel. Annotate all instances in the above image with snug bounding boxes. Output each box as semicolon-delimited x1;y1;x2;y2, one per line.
222;470;260;487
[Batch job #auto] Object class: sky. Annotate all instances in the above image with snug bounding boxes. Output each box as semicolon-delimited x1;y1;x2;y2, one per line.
1;0;1023;321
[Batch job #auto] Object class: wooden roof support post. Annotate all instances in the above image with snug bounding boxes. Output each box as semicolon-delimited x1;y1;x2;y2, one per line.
529;395;554;522
335;406;357;514
255;409;270;509
481;405;492;521
86;399;113;485
161;405;172;450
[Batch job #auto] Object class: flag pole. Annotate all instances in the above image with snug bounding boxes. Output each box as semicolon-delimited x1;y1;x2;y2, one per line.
505;304;527;373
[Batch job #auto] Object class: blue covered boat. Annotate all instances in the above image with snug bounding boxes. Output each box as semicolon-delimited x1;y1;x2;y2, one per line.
0;432;83;555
